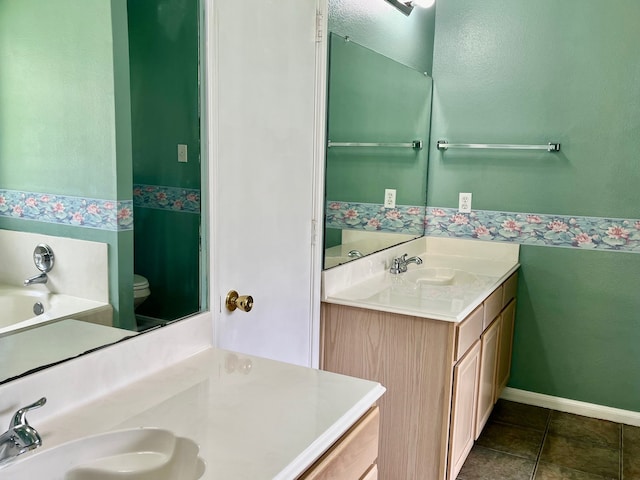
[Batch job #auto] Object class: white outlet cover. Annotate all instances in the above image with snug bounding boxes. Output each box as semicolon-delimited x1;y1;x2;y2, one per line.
458;192;472;213
384;189;396;209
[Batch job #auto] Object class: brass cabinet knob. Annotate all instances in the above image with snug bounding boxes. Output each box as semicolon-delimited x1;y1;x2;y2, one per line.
225;290;254;312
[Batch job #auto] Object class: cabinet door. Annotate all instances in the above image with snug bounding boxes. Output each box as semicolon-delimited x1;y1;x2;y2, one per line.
495;300;516;401
475;317;500;439
361;464;378;480
448;340;481;480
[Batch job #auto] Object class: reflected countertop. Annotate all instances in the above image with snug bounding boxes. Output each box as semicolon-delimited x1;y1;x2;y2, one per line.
0;320;136;382
3;347;384;479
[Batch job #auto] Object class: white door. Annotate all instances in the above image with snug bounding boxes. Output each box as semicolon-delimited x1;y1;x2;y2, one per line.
206;0;327;367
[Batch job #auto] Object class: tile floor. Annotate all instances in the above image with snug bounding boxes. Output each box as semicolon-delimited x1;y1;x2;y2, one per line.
456;399;640;480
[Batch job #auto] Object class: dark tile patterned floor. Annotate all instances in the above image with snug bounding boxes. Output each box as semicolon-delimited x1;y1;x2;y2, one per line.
456;399;640;480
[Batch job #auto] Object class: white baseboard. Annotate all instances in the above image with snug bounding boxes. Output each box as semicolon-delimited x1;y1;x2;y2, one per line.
501;387;640;427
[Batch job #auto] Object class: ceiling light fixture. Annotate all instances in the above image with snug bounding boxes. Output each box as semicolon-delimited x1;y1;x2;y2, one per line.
384;0;435;16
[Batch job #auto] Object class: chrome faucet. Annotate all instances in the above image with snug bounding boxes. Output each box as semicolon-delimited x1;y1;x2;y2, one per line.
389;253;423;274
24;244;54;287
0;397;47;464
24;272;48;286
347;249;363;259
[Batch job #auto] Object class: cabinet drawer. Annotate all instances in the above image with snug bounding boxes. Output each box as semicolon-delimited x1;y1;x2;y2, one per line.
483;286;503;330
300;407;379;480
502;272;518;308
456;305;483;362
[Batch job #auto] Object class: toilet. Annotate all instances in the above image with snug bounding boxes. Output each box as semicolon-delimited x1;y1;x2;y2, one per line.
133;274;151;309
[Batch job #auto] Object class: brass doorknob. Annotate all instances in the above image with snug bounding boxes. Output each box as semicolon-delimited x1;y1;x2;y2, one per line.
225;290;254;312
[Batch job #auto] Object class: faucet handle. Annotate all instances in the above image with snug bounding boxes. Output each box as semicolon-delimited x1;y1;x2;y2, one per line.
11;424;43;453
10;397;46;428
390;257;403;274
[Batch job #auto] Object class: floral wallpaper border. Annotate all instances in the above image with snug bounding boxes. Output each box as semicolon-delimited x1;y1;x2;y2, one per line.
425;207;640;253
326;201;640;253
133;184;200;214
325;201;425;236
4;190;637;252
0;189;133;231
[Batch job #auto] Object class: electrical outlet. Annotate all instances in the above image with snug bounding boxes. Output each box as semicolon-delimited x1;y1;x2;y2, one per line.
178;144;188;163
459;192;472;213
384;189;396;209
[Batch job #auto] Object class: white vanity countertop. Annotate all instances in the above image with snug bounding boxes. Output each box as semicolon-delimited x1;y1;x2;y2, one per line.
13;347;385;479
322;237;520;322
324;259;519;322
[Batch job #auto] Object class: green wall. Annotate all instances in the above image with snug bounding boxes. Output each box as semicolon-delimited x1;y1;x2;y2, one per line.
0;0;117;197
0;0;135;329
430;0;640;411
127;0;200;189
128;0;201;321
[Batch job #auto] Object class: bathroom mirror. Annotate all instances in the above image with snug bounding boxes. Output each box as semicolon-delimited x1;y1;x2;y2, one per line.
0;0;203;383
323;33;433;269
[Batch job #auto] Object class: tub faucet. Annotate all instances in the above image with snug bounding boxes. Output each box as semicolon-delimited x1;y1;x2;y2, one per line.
24;272;48;286
0;397;46;465
24;244;54;287
389;253;423;274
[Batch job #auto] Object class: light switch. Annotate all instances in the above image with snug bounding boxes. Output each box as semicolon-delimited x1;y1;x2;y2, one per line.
178;144;188;163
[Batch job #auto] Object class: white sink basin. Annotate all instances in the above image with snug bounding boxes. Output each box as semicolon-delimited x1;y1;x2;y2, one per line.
322;238;520;321
332;266;491;301
325;263;502;320
358;269;499;318
403;267;457;285
0;428;205;480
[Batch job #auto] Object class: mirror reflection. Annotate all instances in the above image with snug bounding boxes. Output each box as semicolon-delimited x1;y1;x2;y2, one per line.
129;0;202;329
323;33;433;269
0;0;203;383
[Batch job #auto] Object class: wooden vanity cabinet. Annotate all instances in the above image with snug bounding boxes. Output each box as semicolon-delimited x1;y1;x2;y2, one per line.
300;406;380;480
321;272;518;480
